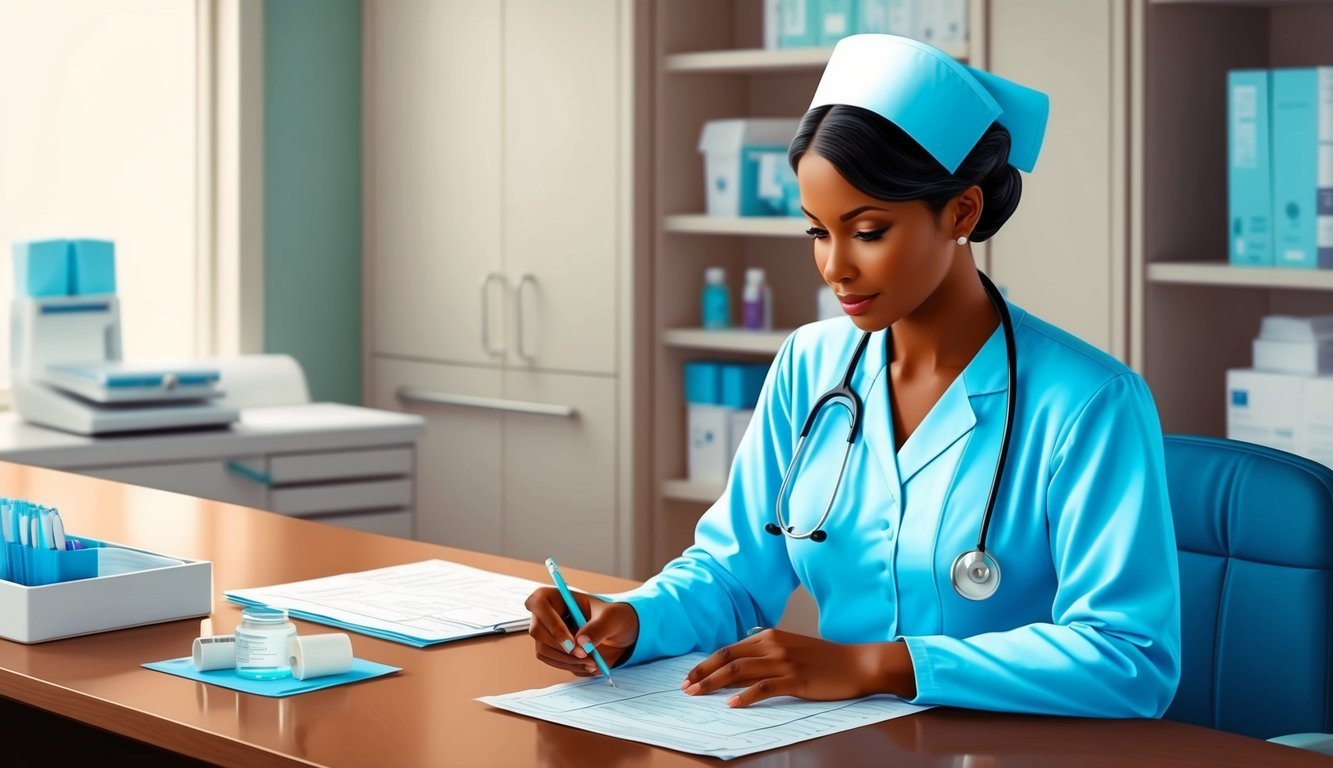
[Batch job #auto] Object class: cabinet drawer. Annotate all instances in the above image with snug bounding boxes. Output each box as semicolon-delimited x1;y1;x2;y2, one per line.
305;509;413;538
78;460;267;510
269;478;412;517
260;446;413;484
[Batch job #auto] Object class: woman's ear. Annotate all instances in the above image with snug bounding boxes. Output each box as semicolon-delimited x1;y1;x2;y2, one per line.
951;185;984;240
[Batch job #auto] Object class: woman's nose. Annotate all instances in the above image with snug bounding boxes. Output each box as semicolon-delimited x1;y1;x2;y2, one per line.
821;239;855;284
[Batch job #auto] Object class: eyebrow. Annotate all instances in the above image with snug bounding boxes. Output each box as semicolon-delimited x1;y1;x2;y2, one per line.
800;205;892;223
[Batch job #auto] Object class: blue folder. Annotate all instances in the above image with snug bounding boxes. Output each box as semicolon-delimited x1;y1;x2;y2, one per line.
143;656;400;697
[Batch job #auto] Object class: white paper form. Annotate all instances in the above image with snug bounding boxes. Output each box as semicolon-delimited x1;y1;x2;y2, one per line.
478;653;930;760
225;560;544;646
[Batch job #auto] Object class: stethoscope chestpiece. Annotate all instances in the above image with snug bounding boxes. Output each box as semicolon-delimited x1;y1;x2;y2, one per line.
951;549;1000;601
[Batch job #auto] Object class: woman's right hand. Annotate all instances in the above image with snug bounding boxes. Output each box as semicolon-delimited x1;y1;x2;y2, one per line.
524;587;640;676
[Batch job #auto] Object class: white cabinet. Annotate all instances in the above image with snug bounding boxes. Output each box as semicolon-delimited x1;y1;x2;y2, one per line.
365;0;503;366
367;0;620;374
364;1;641;576
372;359;620;575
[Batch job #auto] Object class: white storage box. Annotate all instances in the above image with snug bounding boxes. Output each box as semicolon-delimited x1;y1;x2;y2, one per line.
0;538;212;643
1253;337;1333;375
699;119;801;217
1303;376;1333;469
688;404;732;485
1226;369;1303;455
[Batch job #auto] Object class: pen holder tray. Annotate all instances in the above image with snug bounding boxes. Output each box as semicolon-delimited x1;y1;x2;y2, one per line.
0;537;212;643
2;538;99;587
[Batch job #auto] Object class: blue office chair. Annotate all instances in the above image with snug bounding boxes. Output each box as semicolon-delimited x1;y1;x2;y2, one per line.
1162;434;1333;756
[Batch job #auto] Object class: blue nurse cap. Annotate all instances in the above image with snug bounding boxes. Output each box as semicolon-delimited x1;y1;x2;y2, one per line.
808;34;1050;174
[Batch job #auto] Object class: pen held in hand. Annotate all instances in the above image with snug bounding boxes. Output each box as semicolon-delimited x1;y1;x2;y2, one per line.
544;557;617;687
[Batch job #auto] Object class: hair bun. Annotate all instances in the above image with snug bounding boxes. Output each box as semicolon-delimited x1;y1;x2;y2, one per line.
971;163;1021;243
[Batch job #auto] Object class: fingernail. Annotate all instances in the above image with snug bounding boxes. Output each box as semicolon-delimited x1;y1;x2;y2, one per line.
679;679;690;690
576;635;591;647
727;696;740;707
684;683;701;695
573;646;587;658
581;642;597;655
586;663;597;673
561;639;575;654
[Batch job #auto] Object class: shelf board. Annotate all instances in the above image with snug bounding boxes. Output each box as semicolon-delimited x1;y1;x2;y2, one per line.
663;328;790;354
665;214;808;237
665;44;968;74
1147;261;1333;291
662;479;724;503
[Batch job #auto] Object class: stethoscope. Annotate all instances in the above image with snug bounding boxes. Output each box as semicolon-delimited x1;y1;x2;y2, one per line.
764;270;1018;601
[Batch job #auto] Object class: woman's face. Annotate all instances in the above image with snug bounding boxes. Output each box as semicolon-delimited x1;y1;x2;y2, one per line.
796;151;963;333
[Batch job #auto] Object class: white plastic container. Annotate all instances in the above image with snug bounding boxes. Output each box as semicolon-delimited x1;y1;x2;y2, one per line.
0;539;212;643
699;119;801;217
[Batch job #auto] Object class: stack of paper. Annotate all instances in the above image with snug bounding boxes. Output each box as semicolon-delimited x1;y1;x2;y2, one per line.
479;653;930;760
225;560;543;647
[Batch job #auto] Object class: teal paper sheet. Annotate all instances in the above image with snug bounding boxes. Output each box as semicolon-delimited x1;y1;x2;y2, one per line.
143;656;400;697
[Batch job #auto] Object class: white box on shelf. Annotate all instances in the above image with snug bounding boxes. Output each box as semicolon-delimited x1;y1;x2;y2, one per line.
1226;369;1304;455
1253;337;1333;375
0;539;212;643
699;119;801;218
1302;376;1333;469
688;404;732;484
763;0;781;49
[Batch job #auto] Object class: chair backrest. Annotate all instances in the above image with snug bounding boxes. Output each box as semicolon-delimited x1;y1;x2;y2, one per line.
1163;434;1333;739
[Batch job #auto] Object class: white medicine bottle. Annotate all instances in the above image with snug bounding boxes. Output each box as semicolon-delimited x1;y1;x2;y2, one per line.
235;606;297;679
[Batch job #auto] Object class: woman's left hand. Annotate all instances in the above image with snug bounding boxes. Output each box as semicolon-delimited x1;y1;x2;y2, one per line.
680;629;915;708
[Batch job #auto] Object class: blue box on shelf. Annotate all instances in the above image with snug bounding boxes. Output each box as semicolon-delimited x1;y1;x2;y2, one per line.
71;239;116;295
12;240;72;298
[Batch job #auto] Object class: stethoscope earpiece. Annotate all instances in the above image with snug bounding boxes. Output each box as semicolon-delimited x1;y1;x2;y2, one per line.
809;530;827;543
764;523;783;536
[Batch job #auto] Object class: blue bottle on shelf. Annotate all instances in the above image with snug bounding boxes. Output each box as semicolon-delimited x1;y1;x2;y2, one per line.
701;267;731;330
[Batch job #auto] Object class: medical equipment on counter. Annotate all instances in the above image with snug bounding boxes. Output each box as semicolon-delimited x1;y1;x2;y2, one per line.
9;239;238;435
765;270;1017;601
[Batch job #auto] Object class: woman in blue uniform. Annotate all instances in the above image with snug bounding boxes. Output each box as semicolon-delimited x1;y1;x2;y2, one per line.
526;34;1181;717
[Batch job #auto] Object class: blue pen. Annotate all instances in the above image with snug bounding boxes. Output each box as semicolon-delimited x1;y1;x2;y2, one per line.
545;557;616;687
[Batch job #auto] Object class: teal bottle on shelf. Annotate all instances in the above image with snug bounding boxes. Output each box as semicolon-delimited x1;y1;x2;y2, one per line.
701;267;731;330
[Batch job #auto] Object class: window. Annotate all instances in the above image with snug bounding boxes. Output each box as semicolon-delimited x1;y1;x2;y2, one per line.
0;0;202;386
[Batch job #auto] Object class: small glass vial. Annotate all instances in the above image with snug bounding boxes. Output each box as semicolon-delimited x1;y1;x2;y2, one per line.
234;606;297;680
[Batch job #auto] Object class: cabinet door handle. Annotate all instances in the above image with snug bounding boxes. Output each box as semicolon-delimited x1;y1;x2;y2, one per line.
514;273;537;362
397;387;576;418
481;272;507;357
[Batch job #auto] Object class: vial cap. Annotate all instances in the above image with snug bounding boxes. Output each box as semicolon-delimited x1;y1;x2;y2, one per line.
242;606;290;624
704;267;726;283
745;268;766;283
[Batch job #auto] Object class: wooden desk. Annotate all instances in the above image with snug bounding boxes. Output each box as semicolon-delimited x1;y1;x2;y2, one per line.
0;462;1325;767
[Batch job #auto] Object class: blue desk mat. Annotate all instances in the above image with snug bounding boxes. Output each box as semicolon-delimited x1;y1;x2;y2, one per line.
143;657;400;697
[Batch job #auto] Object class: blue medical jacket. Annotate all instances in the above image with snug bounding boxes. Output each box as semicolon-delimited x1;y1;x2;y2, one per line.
611;302;1182;717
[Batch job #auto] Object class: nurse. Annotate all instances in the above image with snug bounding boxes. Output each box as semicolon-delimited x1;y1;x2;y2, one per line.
526;34;1181;717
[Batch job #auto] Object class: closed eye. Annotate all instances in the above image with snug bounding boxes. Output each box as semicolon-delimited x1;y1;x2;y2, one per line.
854;226;890;242
805;226;828;240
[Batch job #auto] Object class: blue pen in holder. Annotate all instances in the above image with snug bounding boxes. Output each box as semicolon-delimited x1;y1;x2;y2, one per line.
3;537;99;587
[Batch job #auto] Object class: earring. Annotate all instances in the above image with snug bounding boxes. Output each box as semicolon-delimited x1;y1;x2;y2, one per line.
956;235;969;246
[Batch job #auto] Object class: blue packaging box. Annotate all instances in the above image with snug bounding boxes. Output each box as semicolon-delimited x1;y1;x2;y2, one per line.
1228;70;1274;267
685;362;721;405
71;239;116;295
1271;67;1333;270
817;0;855;45
12;240;71;298
719;363;770;410
777;0;820;49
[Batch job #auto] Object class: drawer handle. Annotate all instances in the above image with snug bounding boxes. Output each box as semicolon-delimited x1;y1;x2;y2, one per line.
481;272;507;357
396;387;576;418
226;461;273;486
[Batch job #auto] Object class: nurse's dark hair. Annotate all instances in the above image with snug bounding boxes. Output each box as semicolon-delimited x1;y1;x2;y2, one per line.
787;105;1021;243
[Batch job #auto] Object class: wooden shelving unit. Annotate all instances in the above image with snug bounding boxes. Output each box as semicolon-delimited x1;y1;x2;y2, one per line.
664;214;808;237
664;42;968;73
662;327;791;354
661;478;725;504
1131;0;1333;437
